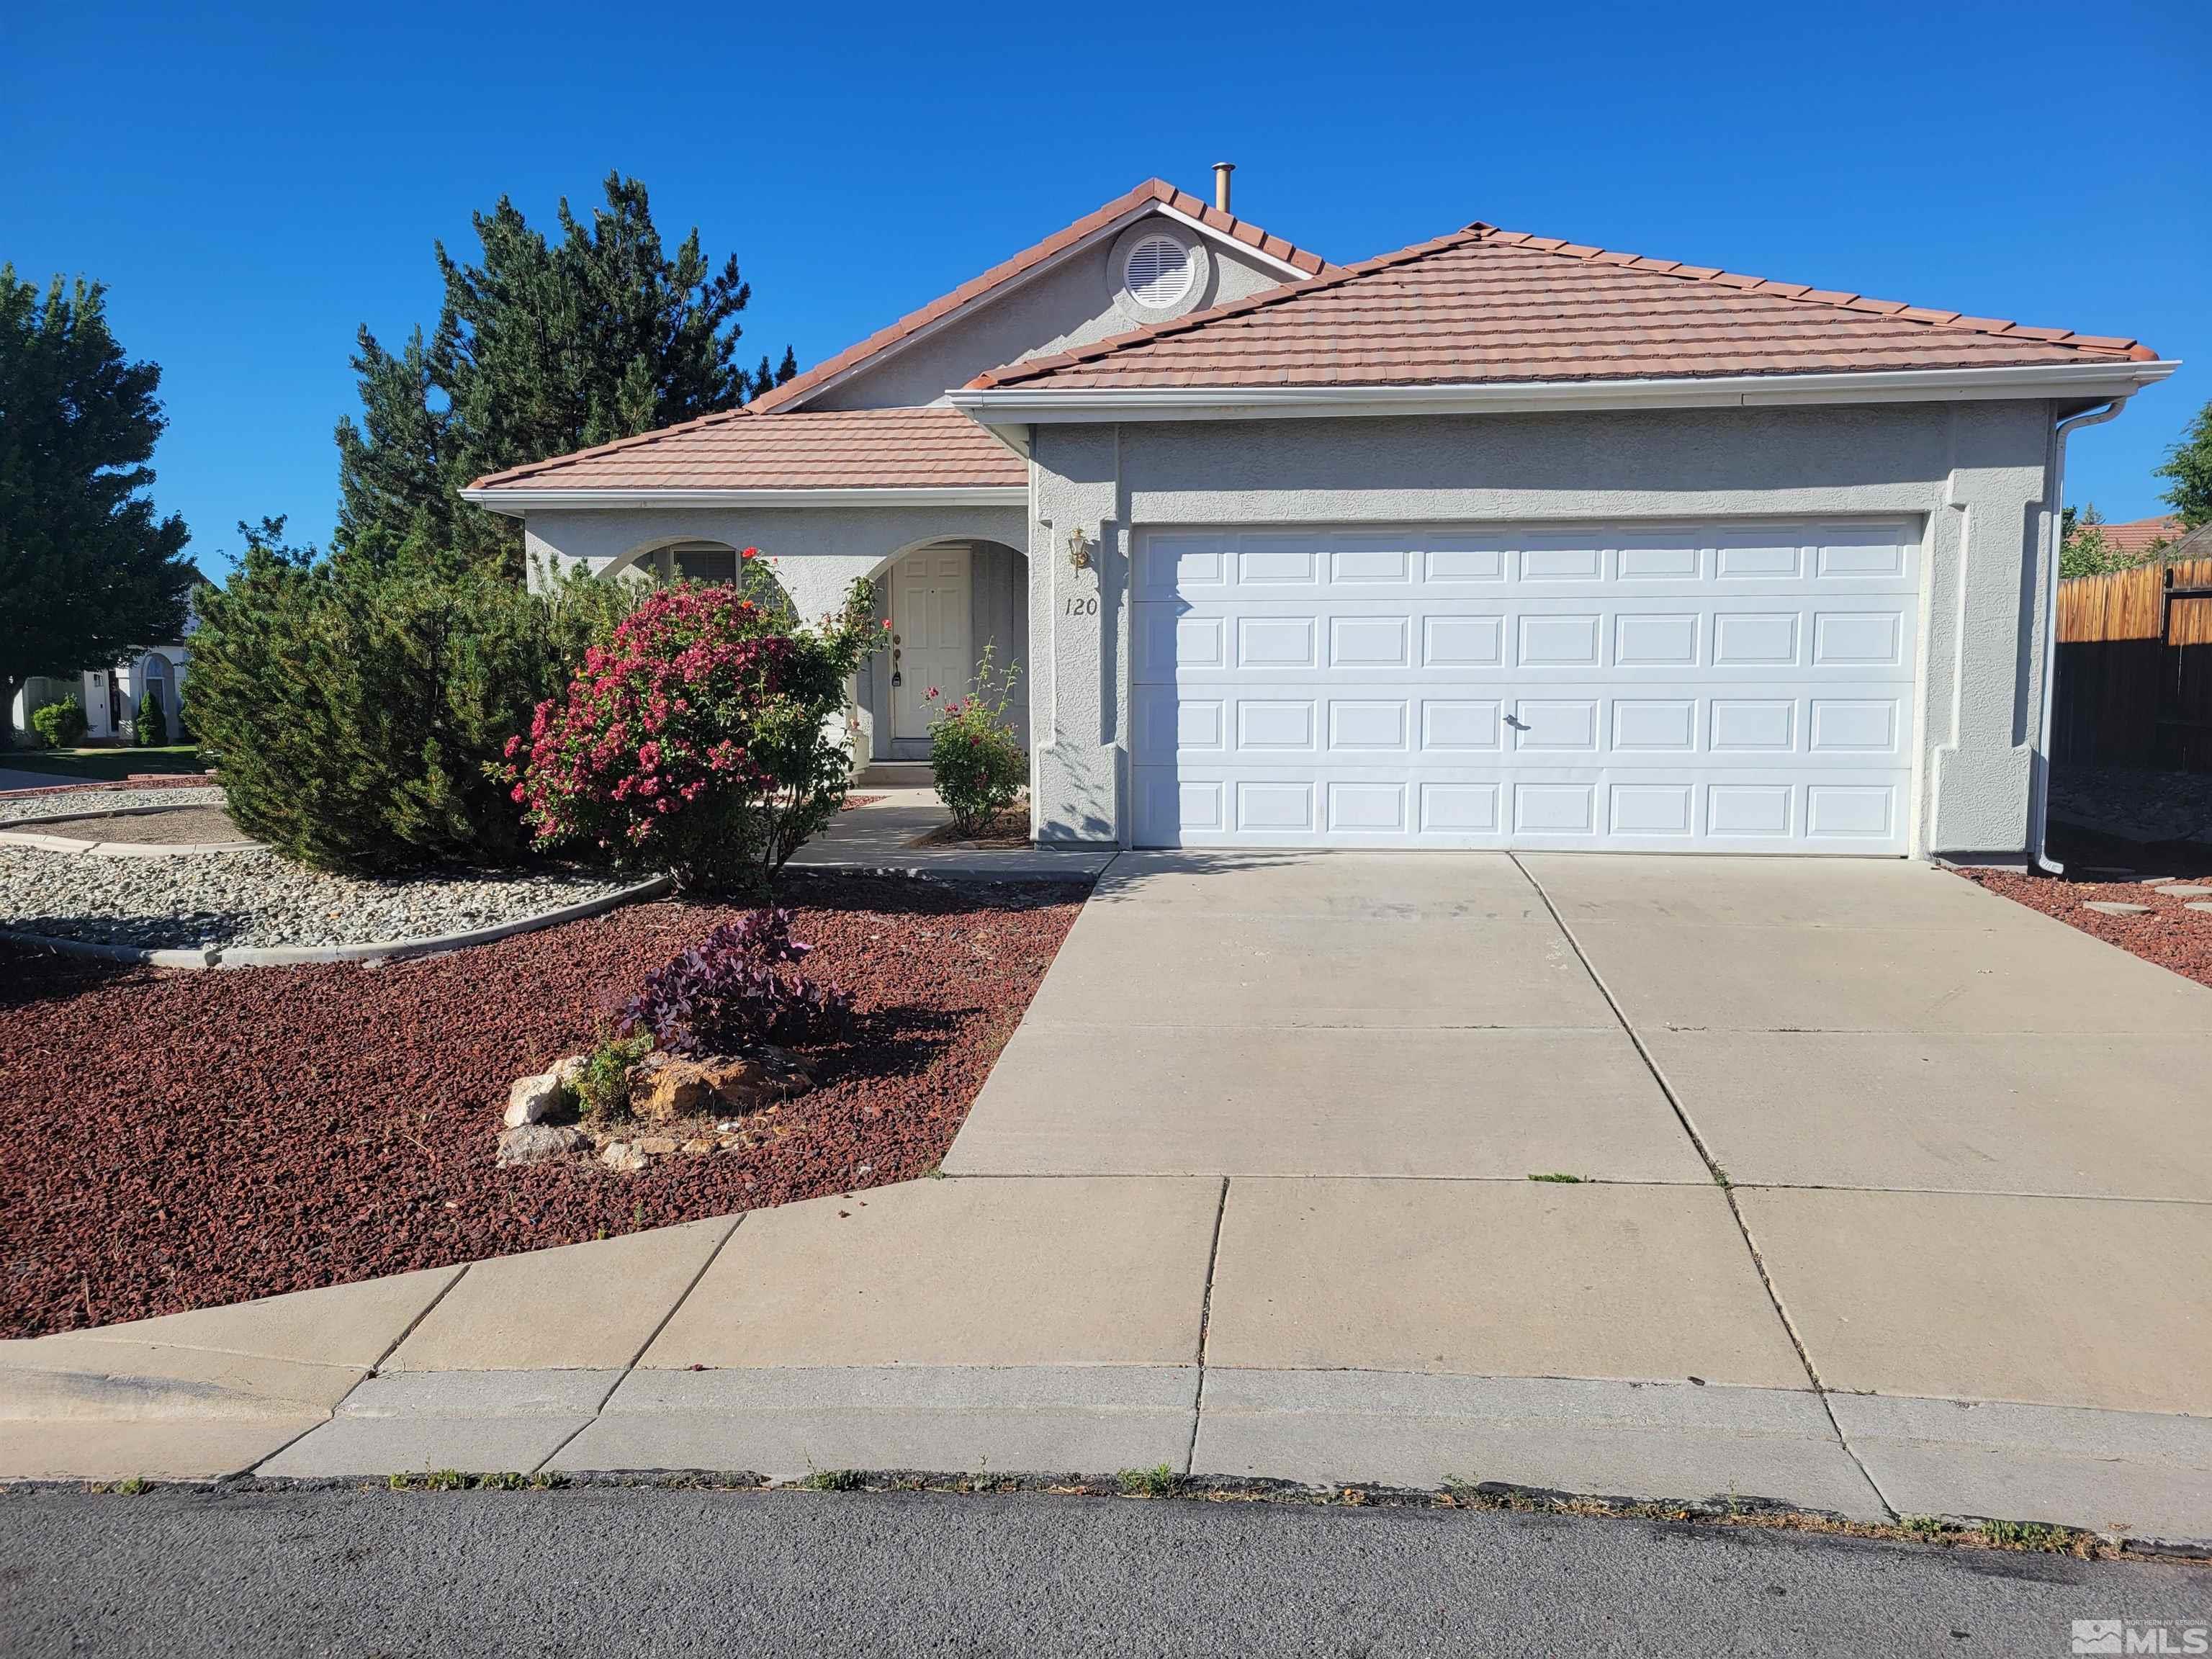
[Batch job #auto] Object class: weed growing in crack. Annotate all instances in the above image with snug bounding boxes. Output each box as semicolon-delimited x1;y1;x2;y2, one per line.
1117;1465;1183;1498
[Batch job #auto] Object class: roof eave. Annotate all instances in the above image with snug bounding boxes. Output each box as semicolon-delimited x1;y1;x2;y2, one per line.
461;484;1028;518
945;359;2181;424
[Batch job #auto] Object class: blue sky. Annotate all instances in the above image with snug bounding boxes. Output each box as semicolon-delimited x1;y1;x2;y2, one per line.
6;1;2206;573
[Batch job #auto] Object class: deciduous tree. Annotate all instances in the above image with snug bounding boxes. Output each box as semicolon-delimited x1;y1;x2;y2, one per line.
2155;400;2212;530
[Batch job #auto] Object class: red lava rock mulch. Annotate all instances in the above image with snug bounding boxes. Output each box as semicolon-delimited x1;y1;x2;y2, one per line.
1957;866;2212;992
913;806;1030;850
0;871;1085;1339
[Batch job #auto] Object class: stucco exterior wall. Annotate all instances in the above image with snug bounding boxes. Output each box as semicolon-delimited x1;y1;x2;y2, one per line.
809;225;1292;413
520;505;1030;765
1028;403;2063;858
522;504;1027;618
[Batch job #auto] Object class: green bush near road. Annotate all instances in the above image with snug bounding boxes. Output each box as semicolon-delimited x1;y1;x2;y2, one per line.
28;700;86;750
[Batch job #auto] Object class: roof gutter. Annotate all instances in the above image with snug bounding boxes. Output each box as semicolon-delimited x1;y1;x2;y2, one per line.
948;359;2179;423
459;485;1028;518
2032;397;2131;876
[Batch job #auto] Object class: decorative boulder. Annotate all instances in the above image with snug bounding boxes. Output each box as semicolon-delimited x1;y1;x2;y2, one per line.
496;1124;585;1168
504;1070;567;1128
631;1048;815;1123
600;1141;647;1172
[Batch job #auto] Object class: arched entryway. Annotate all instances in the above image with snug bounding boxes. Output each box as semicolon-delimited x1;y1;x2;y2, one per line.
860;538;1028;763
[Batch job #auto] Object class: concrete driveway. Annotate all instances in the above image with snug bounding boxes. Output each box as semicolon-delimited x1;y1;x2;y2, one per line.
942;850;2212;1531
9;850;2211;1539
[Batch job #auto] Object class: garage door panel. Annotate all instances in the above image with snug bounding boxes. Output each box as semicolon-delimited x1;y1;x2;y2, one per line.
1130;525;1918;853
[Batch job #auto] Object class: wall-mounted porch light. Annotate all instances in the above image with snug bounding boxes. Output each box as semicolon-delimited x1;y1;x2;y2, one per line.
1067;525;1095;570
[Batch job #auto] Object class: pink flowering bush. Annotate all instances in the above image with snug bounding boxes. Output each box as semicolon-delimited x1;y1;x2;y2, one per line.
927;647;1027;838
497;570;876;892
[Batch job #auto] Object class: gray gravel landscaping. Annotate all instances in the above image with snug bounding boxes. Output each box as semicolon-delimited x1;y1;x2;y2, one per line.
0;783;227;825
0;842;639;950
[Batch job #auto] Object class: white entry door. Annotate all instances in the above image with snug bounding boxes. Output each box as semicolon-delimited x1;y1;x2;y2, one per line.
1130;522;1920;853
891;546;972;743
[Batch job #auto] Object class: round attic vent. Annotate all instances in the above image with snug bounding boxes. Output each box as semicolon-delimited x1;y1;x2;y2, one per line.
1121;233;1195;310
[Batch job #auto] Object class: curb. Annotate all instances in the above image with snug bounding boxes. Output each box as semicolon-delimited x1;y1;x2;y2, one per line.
0;798;249;857
0;874;673;971
0;775;216;800
0;831;264;858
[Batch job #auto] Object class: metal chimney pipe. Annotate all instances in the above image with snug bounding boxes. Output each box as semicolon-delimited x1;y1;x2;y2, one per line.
1213;161;1236;214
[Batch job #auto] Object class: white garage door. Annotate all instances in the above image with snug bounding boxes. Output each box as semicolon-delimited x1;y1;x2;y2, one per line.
1130;522;1920;853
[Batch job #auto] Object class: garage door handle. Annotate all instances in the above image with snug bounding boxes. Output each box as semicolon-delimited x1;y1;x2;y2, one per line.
1503;714;1530;730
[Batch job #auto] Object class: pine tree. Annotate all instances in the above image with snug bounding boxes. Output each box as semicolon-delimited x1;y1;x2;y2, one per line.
747;345;799;403
0;267;197;735
336;174;793;577
135;681;166;746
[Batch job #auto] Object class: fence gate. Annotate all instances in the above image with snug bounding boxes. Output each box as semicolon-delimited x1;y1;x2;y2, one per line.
2054;556;2212;773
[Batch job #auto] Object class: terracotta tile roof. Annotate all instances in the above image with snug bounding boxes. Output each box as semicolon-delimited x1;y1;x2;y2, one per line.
468;405;1024;493
745;178;1341;415
967;222;2162;392
2098;515;2185;554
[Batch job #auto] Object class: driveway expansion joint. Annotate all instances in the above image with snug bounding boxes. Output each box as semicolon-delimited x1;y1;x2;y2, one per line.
1507;853;1897;1521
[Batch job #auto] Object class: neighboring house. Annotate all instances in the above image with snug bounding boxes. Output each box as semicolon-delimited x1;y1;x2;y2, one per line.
2098;515;2185;557
465;171;2176;860
9;642;189;745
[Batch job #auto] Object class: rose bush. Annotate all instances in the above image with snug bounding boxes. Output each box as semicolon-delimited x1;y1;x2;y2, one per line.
927;647;1026;838
498;562;876;892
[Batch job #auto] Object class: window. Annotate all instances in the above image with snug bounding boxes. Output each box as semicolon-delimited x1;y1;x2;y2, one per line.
674;546;737;584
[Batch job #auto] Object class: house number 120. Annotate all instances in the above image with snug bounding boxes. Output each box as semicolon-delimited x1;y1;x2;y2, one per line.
1063;595;1099;616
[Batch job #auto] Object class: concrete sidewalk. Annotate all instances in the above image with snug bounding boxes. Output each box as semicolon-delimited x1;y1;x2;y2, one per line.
6;853;2211;1545
790;788;1114;880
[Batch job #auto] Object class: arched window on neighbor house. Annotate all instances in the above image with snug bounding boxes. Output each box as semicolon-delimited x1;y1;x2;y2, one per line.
139;655;171;743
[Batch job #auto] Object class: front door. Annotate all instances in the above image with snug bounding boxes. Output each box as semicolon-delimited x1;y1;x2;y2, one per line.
891;547;972;745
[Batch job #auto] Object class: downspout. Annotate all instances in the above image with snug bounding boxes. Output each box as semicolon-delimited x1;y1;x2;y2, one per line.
2034;398;2129;874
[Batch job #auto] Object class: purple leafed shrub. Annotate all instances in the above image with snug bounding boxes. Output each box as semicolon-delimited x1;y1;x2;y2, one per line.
619;908;853;1056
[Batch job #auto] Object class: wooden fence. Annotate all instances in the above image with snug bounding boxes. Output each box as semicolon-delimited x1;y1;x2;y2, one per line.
2054;555;2212;772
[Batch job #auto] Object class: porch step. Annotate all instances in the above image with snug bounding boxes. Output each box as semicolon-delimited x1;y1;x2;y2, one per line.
855;762;935;789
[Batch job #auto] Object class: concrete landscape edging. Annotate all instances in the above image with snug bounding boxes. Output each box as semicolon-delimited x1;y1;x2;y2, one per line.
0;830;266;857
0;873;674;970
0;799;258;856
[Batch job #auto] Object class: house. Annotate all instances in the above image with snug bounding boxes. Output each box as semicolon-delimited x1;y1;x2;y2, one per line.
2096;515;2185;558
465;171;2176;860
9;642;189;745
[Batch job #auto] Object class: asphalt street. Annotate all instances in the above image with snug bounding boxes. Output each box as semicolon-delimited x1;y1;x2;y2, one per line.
5;1485;2211;1657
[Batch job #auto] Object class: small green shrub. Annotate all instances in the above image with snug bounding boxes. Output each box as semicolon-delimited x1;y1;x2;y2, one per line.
29;700;86;749
927;648;1026;838
135;685;166;745
575;1033;652;1120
